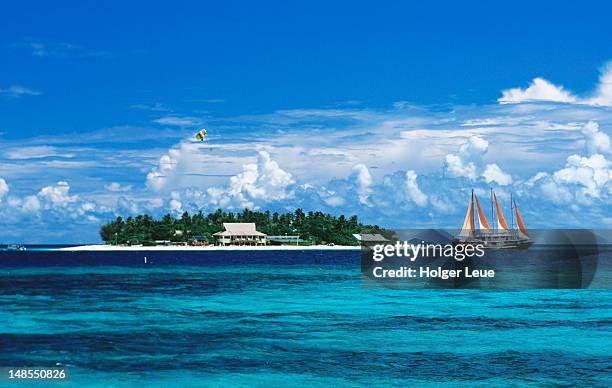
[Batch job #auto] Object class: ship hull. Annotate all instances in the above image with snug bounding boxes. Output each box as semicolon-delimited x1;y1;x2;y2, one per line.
454;235;533;250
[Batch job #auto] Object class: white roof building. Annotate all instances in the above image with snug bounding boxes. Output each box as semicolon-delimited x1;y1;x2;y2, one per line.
213;223;267;245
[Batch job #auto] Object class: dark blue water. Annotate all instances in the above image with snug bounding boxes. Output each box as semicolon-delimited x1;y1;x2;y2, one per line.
1;250;611;387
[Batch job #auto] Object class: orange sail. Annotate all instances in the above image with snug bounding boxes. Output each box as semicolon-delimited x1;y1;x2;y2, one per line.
493;192;508;230
460;191;475;237
474;195;490;231
514;200;528;237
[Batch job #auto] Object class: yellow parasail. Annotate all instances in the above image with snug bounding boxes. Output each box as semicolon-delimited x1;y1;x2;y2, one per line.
195;129;207;141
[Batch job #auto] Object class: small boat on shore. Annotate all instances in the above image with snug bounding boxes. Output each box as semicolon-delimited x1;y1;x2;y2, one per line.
6;244;27;251
456;189;532;249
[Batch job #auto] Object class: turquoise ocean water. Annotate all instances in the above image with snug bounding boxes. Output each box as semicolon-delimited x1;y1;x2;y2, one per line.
0;250;611;387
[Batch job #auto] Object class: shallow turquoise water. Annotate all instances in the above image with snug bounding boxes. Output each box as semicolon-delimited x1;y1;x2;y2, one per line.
1;256;611;387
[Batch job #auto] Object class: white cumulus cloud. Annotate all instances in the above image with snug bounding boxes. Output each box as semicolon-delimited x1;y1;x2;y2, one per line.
22;195;41;213
499;60;612;107
351;164;373;205
445;154;478;180
0;178;8;199
169;191;183;215
444;136;489;180
206;151;295;209
482;163;513;186
553;154;611;202
38;181;78;208
405;170;428;207
581;121;611;156
528;153;611;207
586;61;612;107
146;146;181;191
498;78;576;104
523;121;612;209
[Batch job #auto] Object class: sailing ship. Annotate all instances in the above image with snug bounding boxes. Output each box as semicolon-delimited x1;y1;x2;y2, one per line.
456;189;532;249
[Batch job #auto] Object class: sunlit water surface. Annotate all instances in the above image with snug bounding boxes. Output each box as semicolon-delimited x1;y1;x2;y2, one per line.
0;250;610;387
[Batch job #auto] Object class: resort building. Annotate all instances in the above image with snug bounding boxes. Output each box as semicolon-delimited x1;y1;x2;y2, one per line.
213;223;267;246
190;235;209;246
267;235;305;245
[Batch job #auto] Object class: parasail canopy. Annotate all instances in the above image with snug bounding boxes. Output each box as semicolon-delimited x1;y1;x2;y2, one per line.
195;128;207;141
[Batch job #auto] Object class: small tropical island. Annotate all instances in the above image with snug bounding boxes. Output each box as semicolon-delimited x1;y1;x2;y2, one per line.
97;208;392;248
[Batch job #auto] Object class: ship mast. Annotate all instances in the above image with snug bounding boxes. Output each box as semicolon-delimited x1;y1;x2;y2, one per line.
490;188;496;232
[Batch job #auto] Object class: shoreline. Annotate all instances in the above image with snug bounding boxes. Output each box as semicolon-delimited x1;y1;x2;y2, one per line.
57;244;361;251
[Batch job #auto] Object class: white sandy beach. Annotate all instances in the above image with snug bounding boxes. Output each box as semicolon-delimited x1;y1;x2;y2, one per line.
58;244;361;251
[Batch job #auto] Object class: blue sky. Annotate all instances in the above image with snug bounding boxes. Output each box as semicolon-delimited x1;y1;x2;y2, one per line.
1;1;611;242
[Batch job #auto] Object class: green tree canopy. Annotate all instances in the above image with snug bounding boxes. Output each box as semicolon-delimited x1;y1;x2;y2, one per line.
99;208;392;246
